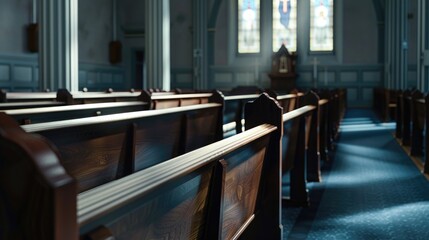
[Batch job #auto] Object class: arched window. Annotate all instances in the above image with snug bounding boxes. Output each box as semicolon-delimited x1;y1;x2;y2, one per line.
236;0;335;55
310;0;334;52
238;0;261;53
272;0;297;52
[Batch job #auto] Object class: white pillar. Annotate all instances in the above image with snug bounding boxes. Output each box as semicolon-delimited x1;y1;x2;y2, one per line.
38;0;78;92
145;0;170;91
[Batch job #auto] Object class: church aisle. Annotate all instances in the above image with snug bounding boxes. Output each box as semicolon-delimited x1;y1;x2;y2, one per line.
283;109;429;240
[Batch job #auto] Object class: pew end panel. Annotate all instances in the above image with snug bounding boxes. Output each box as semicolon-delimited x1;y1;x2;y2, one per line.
401;90;412;146
243;93;283;240
411;92;424;157
0;113;77;240
299;91;321;182
57;89;74;104
0;89;6;102
396;90;403;138
425;94;429;174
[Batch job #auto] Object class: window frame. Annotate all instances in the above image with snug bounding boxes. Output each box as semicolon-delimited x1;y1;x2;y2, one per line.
308;0;336;55
236;0;262;55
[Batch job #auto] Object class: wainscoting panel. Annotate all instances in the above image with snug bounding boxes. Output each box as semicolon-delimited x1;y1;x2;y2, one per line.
0;54;38;91
363;71;381;82
0;54;126;92
171;68;193;89
78;63;126;91
340;72;357;82
14;66;33;82
0;65;10;81
208;64;384;107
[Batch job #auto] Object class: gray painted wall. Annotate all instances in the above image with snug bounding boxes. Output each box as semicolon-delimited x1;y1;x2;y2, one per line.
78;0;112;65
343;0;378;64
0;0;33;54
170;0;193;68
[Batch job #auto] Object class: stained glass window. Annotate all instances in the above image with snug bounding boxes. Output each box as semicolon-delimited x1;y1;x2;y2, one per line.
238;0;260;53
310;0;334;51
273;0;297;52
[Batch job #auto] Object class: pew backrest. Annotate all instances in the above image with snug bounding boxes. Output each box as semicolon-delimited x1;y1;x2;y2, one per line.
2;101;149;125
17;101;223;192
138;90;213;109
57;89;142;104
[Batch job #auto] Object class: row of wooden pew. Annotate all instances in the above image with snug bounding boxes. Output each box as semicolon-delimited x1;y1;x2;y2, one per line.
0;88;346;239
395;89;429;174
373;87;398;122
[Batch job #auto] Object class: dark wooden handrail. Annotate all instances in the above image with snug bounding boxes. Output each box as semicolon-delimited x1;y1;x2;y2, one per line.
22;103;221;132
2;101;147;115
77;123;277;226
282;105;316;122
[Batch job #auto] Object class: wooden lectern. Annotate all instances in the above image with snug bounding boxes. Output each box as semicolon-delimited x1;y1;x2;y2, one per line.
269;44;297;92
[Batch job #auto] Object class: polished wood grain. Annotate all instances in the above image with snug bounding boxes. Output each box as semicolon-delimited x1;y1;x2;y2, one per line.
3;101;148;125
78;124;277;239
20;103;223;192
0;112;77;240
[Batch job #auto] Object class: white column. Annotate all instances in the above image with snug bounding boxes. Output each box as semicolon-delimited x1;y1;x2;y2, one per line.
192;0;208;90
145;0;170;91
38;0;78;92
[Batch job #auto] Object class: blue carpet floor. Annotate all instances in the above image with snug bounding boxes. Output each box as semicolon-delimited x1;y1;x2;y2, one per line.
282;109;429;240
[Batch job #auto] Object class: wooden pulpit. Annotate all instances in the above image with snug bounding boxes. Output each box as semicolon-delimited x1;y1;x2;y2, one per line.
269;44;298;92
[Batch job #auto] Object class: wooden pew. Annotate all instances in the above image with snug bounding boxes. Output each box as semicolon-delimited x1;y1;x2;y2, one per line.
223;93;260;137
1;101;149;125
57;89;142;104
401;90;413;146
410;91;424;157
246;93;317;207
425;94;429;174
0;94;283;239
396;90;403;138
138;90;213;109
0;90;57;103
300;91;321;182
318;98;330;162
373;88;397;122
282;98;317;207
316;89;336;151
0;90;64;110
15;94;223;192
223;91;299;138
